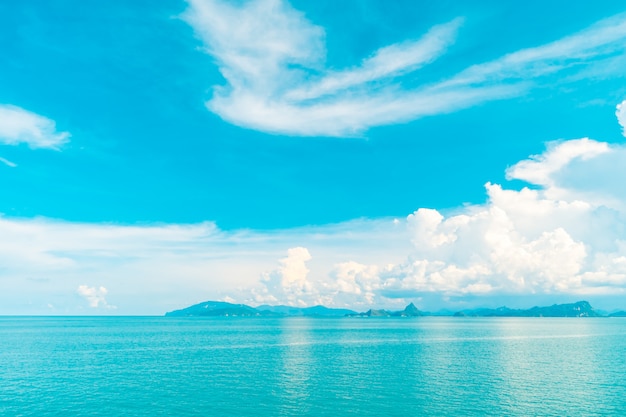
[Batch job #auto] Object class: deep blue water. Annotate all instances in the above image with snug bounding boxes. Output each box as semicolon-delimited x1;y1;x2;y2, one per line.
1;317;626;416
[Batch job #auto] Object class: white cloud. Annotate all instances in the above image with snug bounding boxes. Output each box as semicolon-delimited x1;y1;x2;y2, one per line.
77;285;113;308
444;13;626;88
0;215;408;314
376;130;626;300
0;157;17;168
326;261;381;307
285;18;464;101
505;138;609;187
183;0;626;136
253;247;317;306
245;106;626;306
3;136;626;312
0;104;70;149
3;103;626;312
618;100;626;136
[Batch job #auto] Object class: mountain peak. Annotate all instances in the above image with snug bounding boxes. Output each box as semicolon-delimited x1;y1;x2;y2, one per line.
403;303;423;316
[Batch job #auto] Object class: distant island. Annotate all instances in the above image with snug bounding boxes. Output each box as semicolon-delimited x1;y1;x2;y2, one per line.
165;300;358;317
454;300;601;317
165;300;624;318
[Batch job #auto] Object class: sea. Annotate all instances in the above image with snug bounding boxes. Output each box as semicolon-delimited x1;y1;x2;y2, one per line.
1;317;625;416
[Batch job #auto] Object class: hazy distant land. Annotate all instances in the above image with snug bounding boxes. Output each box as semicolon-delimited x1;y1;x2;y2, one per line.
165;300;626;318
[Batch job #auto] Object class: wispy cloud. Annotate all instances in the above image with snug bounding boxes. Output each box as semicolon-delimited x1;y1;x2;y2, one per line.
618;100;626;136
0;104;70;149
443;14;626;88
0;157;17;168
285;18;464;102
184;0;626;136
505;138;610;187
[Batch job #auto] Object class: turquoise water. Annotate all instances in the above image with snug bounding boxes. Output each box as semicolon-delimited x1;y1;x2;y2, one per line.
1;317;626;416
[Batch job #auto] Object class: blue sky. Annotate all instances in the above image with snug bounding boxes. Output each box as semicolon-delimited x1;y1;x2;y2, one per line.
1;0;626;314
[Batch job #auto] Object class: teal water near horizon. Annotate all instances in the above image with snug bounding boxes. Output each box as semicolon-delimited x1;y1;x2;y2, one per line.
1;317;626;416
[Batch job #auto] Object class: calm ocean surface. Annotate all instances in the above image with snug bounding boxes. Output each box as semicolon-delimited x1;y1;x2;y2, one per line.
1;317;626;416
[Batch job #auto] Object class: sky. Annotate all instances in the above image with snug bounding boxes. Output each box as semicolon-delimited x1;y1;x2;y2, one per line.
1;0;626;315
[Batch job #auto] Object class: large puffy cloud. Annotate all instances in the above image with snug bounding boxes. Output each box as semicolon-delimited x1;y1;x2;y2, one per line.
251;133;626;306
325;261;382;307
271;106;626;307
387;187;594;296
184;0;626;136
253;247;318;306
377;134;626;301
0;105;69;149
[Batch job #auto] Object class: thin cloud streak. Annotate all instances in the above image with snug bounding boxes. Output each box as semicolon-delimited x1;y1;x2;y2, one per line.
285;18;464;101
0;157;17;168
443;13;626;88
184;0;626;136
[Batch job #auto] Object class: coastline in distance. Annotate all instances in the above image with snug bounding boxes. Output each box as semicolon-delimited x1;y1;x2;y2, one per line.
165;300;623;318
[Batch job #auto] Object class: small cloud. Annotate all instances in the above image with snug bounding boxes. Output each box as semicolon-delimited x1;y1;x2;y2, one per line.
505;138;609;187
221;295;236;303
617;100;626;137
77;285;114;308
0;104;70;149
0;157;17;168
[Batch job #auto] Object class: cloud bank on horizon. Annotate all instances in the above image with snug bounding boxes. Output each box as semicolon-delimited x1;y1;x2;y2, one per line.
249;107;626;308
1;102;625;313
183;0;626;136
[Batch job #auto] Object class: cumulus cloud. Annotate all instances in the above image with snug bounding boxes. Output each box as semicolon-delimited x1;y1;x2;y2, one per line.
253;247;317;306
246;148;626;304
618;100;626;136
77;285;113;308
4;135;626;312
245;103;626;307
370;133;626;301
252;249;386;308
0;105;70;149
183;0;626;136
385;189;594;297
3;103;626;312
0;215;406;314
325;261;381;307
